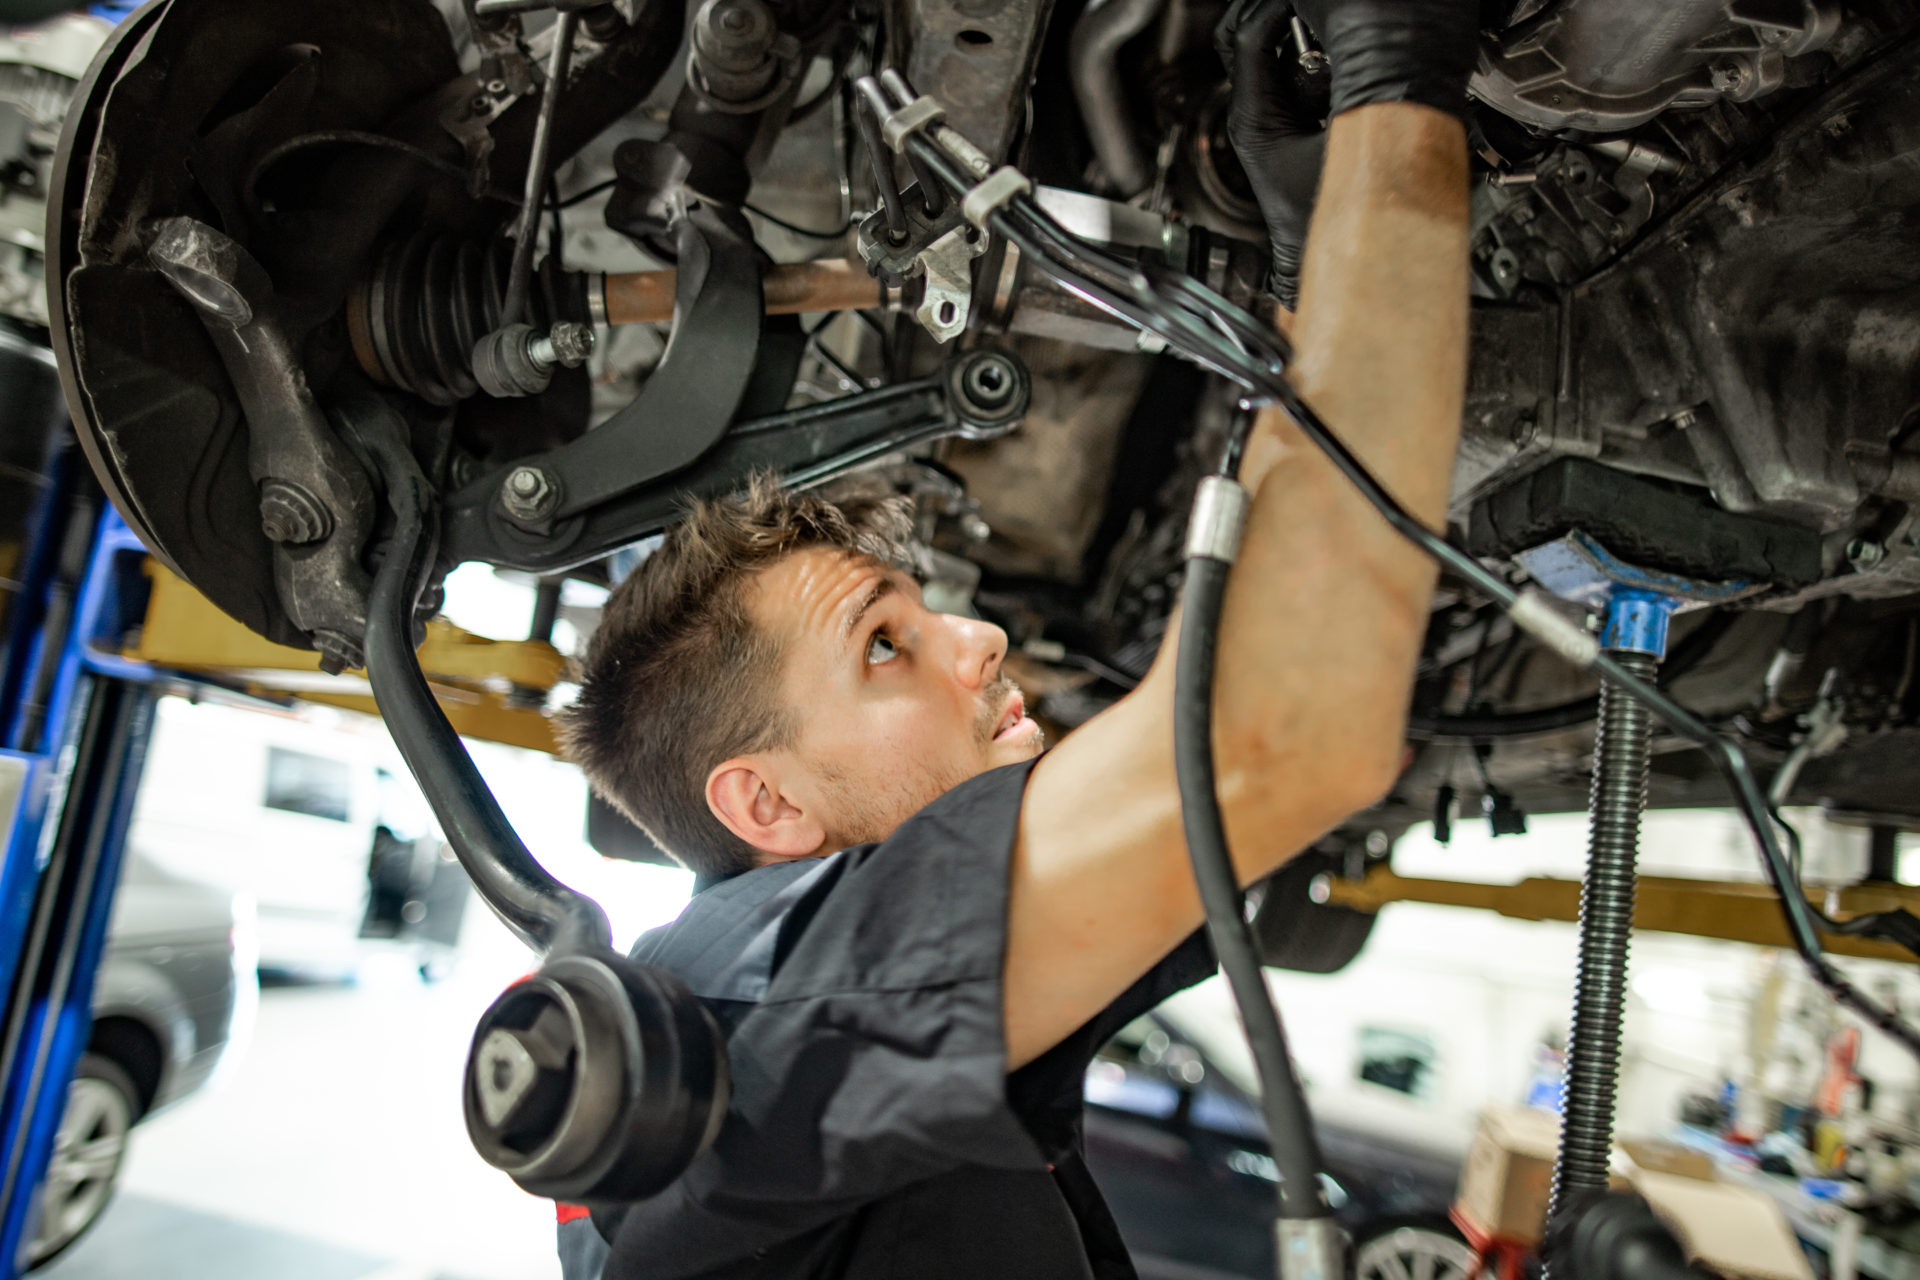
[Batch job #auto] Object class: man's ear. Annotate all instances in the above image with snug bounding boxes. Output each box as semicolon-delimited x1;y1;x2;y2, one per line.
706;758;826;861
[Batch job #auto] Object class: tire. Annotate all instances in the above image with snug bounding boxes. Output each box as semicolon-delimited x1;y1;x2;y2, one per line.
1353;1217;1482;1280
1250;849;1377;974
24;1052;139;1269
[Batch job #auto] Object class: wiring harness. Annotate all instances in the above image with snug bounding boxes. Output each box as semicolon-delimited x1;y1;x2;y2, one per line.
849;69;1920;1213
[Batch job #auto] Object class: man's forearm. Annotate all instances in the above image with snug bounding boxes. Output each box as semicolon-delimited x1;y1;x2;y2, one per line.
1001;102;1469;1071
1210;102;1469;874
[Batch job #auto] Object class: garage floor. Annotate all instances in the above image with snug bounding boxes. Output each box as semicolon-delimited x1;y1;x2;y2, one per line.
40;938;564;1280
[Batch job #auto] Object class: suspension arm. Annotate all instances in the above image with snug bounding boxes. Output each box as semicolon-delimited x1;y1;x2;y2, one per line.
437;348;1030;574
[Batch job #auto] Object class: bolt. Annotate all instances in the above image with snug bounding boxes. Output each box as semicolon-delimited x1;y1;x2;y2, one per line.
961;513;992;542
1847;538;1887;571
259;480;332;545
1710;59;1752;97
312;629;363;676
1510;413;1537;447
502;466;560;521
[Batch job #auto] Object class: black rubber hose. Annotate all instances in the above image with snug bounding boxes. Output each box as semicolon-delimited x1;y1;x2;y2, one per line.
353;395;610;956
1549;650;1656;1233
1175;555;1327;1221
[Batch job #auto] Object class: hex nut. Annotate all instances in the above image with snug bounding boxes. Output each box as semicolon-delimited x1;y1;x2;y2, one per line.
545;321;595;368
503;466;560;521
259;480;332;545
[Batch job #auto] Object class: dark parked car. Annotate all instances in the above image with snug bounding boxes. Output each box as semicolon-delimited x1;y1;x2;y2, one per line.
1086;1013;1476;1280
24;849;254;1267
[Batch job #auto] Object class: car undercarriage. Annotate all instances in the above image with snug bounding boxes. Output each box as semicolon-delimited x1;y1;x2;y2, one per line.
24;0;1920;952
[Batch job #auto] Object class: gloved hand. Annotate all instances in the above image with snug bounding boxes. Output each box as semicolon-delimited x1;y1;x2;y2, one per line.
1303;0;1479;124
1219;0;1478;307
1217;0;1325;310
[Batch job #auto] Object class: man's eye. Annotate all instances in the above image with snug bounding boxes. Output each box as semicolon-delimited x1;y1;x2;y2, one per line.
866;633;900;665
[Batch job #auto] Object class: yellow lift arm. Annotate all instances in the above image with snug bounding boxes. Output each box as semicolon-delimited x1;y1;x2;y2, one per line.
129;556;1918;965
1323;865;1920;964
128;559;564;755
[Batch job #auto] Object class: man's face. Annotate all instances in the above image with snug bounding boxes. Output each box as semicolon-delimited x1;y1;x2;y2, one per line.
747;546;1045;849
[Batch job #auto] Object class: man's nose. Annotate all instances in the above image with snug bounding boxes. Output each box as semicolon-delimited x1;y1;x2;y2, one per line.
951;615;1008;691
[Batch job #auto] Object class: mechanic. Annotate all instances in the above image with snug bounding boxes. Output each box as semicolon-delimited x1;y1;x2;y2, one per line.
551;0;1474;1274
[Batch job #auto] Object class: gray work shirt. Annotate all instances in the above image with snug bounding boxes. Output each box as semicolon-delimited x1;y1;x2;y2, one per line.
566;760;1215;1279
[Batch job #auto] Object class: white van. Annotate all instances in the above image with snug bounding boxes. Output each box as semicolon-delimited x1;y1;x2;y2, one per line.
125;696;406;979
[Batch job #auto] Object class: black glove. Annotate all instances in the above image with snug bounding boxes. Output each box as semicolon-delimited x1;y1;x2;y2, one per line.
1220;0;1477;306
1299;0;1479;124
1218;0;1326;309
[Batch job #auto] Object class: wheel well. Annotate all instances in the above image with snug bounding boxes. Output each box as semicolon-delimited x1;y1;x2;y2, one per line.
87;1016;163;1119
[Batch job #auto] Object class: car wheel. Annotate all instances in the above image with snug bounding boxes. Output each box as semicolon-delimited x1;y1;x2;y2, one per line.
25;1052;138;1269
1353;1219;1483;1280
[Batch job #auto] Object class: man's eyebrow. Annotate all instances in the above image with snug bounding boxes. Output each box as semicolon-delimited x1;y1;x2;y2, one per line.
840;575;895;644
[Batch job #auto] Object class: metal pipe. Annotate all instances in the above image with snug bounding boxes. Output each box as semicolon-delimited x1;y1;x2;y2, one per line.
500;10;580;329
1069;0;1167;197
599;258;881;325
852;79;910;245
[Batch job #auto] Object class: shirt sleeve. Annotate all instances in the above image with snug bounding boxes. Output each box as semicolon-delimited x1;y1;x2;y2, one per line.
606;759;1049;1276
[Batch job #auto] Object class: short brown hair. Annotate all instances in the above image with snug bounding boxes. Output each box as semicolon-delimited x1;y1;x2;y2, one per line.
556;476;914;881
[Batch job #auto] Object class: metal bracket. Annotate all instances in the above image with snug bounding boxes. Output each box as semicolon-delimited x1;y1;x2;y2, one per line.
880;95;946;152
961;166;1033;231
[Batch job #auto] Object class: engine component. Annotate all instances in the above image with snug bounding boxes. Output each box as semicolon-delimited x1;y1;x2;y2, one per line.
1469;459;1823;591
472;321;596;398
688;0;799;112
465;951;729;1199
438;347;1033;572
0;13;111;328
595;258;883;325
347;235;586;406
1070;0;1167;196
144;216;376;665
1470;0;1841;133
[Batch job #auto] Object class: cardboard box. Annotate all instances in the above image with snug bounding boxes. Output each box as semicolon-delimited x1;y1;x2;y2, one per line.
1630;1168;1812;1280
1455;1104;1565;1244
1453;1108;1814;1280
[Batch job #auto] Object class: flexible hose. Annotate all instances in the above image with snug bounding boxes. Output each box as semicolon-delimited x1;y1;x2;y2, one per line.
1549;650;1656;1233
351;392;610;956
1176;551;1329;1221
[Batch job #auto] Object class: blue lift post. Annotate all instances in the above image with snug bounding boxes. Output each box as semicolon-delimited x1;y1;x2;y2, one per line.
0;416;164;1271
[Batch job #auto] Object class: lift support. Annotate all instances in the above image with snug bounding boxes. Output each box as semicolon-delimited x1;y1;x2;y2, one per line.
0;446;564;1272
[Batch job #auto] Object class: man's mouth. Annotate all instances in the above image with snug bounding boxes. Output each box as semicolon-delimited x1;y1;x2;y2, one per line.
991;690;1034;743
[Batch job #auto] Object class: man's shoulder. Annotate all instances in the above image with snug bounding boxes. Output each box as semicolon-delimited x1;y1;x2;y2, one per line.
630;856;843;1003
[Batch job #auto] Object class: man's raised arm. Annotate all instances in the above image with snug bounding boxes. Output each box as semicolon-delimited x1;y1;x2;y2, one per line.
1002;1;1476;1069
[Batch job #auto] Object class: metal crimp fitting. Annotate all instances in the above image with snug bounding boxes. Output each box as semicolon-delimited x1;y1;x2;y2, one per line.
962;166;1033;232
1184;475;1250;563
1274;1217;1349;1280
880;95;945;152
